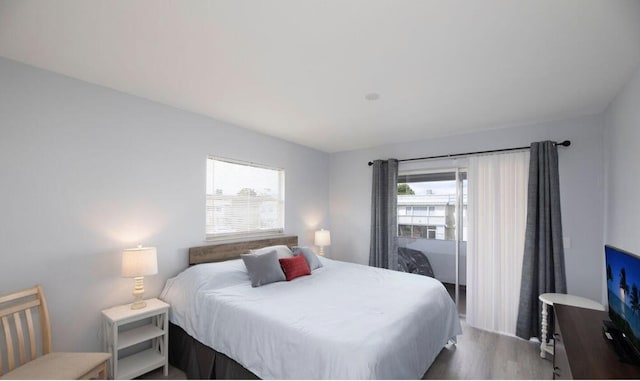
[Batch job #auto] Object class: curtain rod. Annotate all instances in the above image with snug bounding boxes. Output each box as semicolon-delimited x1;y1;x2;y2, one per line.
367;140;571;166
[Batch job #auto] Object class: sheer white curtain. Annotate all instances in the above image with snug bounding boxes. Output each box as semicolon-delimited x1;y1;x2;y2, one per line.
467;151;529;336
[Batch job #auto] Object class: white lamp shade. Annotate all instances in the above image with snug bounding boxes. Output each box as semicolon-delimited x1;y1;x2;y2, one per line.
122;246;158;277
314;229;331;247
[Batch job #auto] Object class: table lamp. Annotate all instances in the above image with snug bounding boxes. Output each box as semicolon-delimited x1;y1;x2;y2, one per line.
314;229;331;256
122;245;158;309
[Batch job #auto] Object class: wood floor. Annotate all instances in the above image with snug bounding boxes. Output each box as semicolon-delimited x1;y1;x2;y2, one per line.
139;319;551;380
423;320;551;379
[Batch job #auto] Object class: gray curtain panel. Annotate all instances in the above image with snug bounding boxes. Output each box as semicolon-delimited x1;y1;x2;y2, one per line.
516;141;567;340
369;159;399;270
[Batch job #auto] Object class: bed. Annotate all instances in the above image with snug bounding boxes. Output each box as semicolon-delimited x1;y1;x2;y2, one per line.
160;236;461;379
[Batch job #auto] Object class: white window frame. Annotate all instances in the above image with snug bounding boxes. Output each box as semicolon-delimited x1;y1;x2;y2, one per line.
206;156;285;241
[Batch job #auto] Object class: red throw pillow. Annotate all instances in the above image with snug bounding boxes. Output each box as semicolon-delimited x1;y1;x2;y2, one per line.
279;254;311;281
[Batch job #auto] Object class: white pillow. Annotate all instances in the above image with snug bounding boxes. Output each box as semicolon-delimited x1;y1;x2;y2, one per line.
250;244;293;259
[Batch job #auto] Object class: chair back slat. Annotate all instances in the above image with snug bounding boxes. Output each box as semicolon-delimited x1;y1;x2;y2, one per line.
2;315;15;372
0;288;38;305
25;308;36;360
13;312;26;366
0;300;40;319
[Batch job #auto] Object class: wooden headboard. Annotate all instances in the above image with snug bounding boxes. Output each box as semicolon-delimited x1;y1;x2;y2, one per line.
189;236;298;265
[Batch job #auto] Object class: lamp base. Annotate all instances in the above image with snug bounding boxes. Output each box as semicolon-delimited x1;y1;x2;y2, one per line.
130;276;146;310
130;300;147;310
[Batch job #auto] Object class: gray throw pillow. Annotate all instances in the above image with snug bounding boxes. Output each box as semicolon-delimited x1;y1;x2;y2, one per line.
241;250;286;287
292;247;323;271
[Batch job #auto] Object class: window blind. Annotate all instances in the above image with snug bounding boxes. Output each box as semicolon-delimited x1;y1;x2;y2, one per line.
206;157;285;240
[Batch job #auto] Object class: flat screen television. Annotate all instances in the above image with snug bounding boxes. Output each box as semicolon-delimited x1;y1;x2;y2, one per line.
605;245;640;363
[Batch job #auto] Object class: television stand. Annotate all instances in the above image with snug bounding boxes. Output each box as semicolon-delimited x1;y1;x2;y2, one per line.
602;320;640;365
553;304;640;379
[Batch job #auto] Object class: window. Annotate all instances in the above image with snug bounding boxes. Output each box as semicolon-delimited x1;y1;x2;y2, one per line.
397;170;467;241
427;225;437;239
206;157;285;240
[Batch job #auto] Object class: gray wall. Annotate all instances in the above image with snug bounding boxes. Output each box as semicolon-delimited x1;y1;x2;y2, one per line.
330;115;606;303
604;64;640;255
0;57;330;352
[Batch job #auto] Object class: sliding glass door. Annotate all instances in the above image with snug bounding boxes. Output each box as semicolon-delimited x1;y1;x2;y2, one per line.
397;167;467;314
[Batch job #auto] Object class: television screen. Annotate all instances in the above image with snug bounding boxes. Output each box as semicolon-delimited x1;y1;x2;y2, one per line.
605;245;640;353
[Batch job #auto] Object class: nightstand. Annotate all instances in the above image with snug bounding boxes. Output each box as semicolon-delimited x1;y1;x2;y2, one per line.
101;298;169;380
538;293;603;358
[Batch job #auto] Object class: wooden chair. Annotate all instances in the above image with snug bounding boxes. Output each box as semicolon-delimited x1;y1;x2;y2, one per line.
0;285;111;379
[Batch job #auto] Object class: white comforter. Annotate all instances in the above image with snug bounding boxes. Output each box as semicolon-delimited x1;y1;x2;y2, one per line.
160;256;461;379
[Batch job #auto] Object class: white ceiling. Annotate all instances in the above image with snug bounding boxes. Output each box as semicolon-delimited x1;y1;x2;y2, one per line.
1;0;640;153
